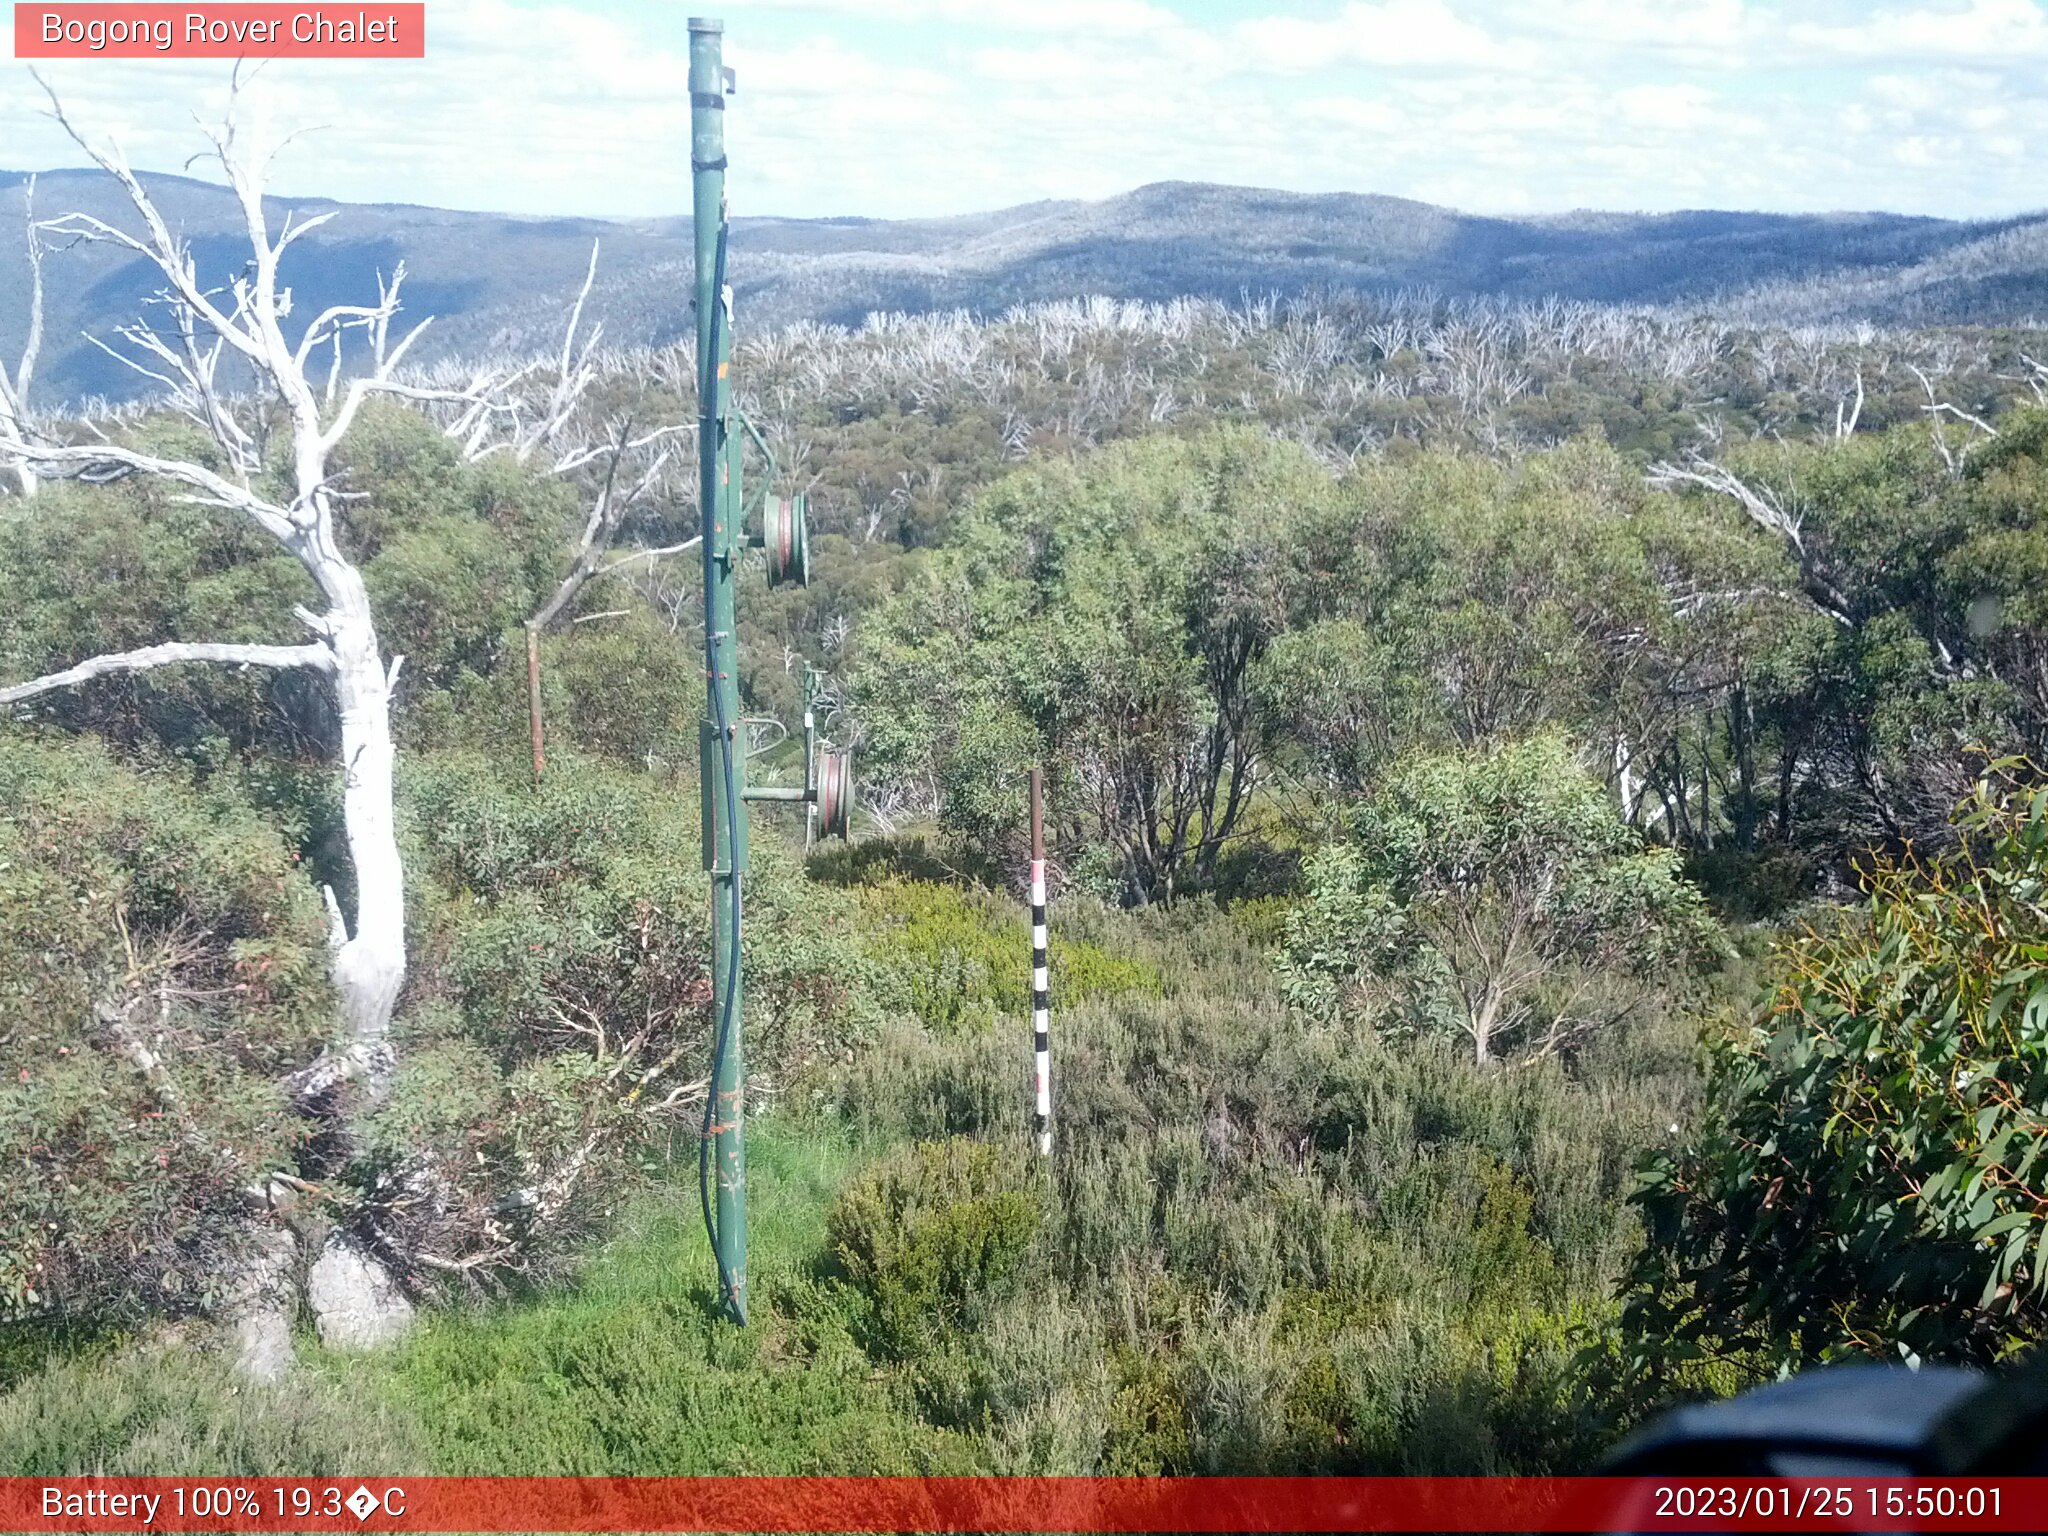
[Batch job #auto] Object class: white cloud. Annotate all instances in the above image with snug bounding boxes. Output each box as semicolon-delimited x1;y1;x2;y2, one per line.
1614;82;1718;128
749;0;1180;39
1242;0;1520;72
1789;0;2048;60
4;0;2047;224
1516;0;1757;56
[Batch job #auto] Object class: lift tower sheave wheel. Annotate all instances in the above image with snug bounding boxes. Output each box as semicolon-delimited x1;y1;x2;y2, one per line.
763;493;810;588
817;749;854;840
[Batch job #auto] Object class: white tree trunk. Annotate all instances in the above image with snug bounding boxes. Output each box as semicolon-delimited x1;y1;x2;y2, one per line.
0;82;538;1372
328;594;406;1092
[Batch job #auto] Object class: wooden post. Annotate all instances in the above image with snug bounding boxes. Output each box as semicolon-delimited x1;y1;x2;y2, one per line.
525;626;546;783
1029;767;1051;1155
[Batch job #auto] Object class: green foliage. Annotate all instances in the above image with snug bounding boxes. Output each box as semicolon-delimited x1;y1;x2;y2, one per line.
1650;417;2048;853
1263;436;1791;795
0;402;587;768
854;428;1323;901
822;899;1678;1472
536;610;699;767
382;749;886;1279
401;610;700;770
1278;735;1725;1062
0;478;321;759
0;734;331;1327
0;1129;973;1477
0;1333;427;1475
371;1128;979;1475
857;879;1159;1034
1621;766;2048;1394
826;1138;1045;1361
15;321;2048;1482
4;875;1671;1476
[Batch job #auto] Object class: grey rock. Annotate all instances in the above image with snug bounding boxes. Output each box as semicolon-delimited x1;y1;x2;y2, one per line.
232;1306;295;1383
307;1233;415;1351
226;1221;300;1383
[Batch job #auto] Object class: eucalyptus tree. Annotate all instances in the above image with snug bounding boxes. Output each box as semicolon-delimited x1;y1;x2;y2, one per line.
855;427;1316;902
1278;735;1724;1066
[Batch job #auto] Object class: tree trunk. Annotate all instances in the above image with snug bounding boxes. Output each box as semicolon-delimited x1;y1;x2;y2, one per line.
526;626;546;782
1776;744;1798;841
1471;986;1500;1067
1697;717;1714;852
1729;681;1759;849
325;588;405;1100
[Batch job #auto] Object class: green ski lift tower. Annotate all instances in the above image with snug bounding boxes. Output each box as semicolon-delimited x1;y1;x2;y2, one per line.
690;15;851;1324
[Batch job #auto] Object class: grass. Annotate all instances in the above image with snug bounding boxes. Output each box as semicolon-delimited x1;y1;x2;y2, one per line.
0;1125;975;1477
339;1124;978;1476
0;1330;429;1477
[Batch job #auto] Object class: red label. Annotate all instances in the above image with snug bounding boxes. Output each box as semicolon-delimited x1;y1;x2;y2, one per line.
0;1476;2042;1533
13;4;426;58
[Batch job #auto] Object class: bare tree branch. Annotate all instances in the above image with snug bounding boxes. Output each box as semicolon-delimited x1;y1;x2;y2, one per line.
1647;451;1853;625
1834;366;1863;441
595;536;702;579
526;418;692;634
0;640;333;706
1909;362;1997;474
6;439;299;541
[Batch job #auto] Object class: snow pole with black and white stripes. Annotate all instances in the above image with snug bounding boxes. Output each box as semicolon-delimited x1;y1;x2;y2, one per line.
1029;767;1052;1156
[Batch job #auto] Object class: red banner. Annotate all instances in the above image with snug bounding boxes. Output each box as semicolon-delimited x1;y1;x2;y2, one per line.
12;5;425;59
0;1476;2043;1533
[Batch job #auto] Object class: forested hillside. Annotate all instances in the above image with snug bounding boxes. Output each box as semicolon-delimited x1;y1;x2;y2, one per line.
6;146;2048;1476
8;165;2048;403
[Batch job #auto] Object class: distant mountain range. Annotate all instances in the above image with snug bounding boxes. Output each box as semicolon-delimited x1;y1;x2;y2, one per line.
4;169;2047;404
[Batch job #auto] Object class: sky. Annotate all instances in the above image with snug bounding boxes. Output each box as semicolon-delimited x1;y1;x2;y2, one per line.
3;0;2046;223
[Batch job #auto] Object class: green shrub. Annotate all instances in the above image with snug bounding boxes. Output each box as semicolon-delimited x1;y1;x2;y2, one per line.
1277;735;1724;1064
807;834;966;890
0;479;320;758
858;879;1159;1034
826;1139;1045;1360
0;735;331;1328
1622;766;2048;1390
382;748;887;1283
1230;894;1299;950
1103;1339;1193;1473
0;1330;428;1475
360;1124;982;1476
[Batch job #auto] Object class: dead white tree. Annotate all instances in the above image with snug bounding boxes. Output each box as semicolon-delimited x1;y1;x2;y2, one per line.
2007;352;2048;406
0;76;505;1371
1647;450;1854;627
1908;362;1998;474
0;174;45;495
1833;366;1864;442
1;76;474;1075
508;237;605;464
